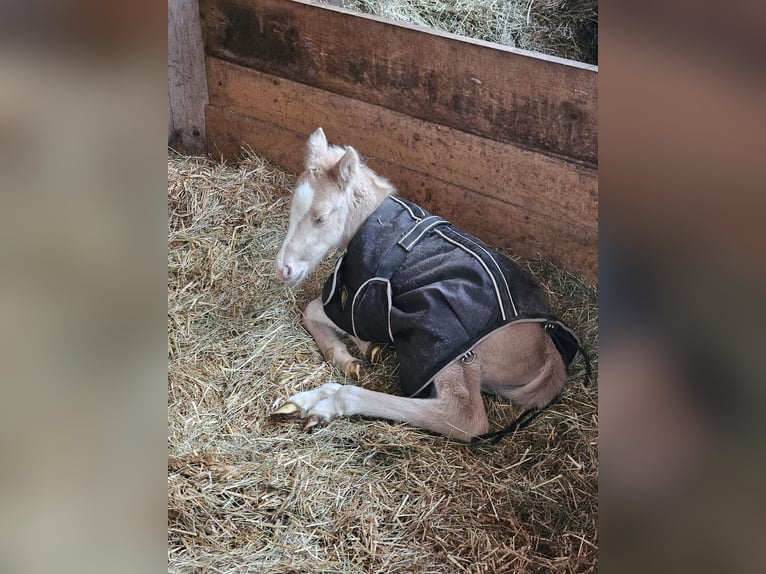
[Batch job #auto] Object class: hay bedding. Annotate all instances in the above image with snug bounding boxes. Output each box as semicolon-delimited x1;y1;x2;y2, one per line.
167;151;598;573
317;0;598;65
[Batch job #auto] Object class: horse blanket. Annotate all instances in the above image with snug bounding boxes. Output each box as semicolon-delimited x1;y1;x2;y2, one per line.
322;196;581;397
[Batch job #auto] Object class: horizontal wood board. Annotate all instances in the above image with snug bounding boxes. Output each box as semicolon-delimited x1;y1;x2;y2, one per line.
207;57;596;232
199;0;598;166
207;103;597;283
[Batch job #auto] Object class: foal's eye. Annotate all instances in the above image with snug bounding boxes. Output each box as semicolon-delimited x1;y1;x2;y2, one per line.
313;214;328;226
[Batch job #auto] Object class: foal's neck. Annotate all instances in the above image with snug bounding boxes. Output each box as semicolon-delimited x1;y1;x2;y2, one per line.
342;167;395;247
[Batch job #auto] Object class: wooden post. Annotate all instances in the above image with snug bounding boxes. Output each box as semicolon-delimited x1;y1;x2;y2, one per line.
168;0;209;155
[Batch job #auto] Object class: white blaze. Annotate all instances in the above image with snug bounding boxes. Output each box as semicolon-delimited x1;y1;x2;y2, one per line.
290;180;314;225
285;180;313;242
277;180;315;274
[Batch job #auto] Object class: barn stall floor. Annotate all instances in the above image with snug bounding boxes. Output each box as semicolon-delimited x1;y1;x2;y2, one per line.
167;151;598;574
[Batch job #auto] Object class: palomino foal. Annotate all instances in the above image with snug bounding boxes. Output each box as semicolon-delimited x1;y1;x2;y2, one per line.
274;128;581;441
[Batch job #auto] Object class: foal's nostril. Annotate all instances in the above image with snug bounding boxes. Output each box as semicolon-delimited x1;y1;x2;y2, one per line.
281;264;292;281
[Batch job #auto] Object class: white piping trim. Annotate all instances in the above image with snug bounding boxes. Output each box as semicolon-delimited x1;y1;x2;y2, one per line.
350;277;394;343
389;196;422;220
322;255;345;306
540;318;582;347
399;216;445;250
447;229;517;316
435;230;507;321
385;281;394;342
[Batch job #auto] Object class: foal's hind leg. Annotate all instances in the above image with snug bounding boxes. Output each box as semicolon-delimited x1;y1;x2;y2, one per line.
274;360;489;441
302;297;368;380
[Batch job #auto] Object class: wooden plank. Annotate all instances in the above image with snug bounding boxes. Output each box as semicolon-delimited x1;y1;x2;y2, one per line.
206;57;597;230
206;105;597;283
199;0;598;166
168;0;209;154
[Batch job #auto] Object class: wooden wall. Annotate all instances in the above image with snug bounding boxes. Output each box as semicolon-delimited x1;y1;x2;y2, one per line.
198;0;598;284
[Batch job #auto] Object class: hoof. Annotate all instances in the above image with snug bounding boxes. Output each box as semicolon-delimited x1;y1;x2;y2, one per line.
348;360;366;381
368;345;383;364
271;402;301;420
302;415;323;432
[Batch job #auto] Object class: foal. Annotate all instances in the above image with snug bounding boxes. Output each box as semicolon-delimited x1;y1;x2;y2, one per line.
273;128;581;441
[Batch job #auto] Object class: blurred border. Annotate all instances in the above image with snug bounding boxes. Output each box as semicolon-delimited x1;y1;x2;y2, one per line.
601;1;765;572
1;1;765;573
0;2;167;574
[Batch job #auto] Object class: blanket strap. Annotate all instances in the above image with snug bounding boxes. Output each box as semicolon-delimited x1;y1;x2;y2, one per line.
471;406;548;445
374;218;450;279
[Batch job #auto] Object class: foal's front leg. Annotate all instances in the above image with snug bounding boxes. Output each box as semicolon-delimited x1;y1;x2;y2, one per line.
274;360;490;441
301;297;368;380
348;335;385;365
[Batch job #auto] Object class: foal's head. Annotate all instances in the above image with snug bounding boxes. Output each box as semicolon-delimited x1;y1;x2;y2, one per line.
275;128;388;287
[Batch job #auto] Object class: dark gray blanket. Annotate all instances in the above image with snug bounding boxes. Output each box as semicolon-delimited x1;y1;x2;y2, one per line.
322;196;580;397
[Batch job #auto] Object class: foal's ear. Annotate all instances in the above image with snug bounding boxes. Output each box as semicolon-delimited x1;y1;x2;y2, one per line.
305;127;328;168
333;146;360;188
